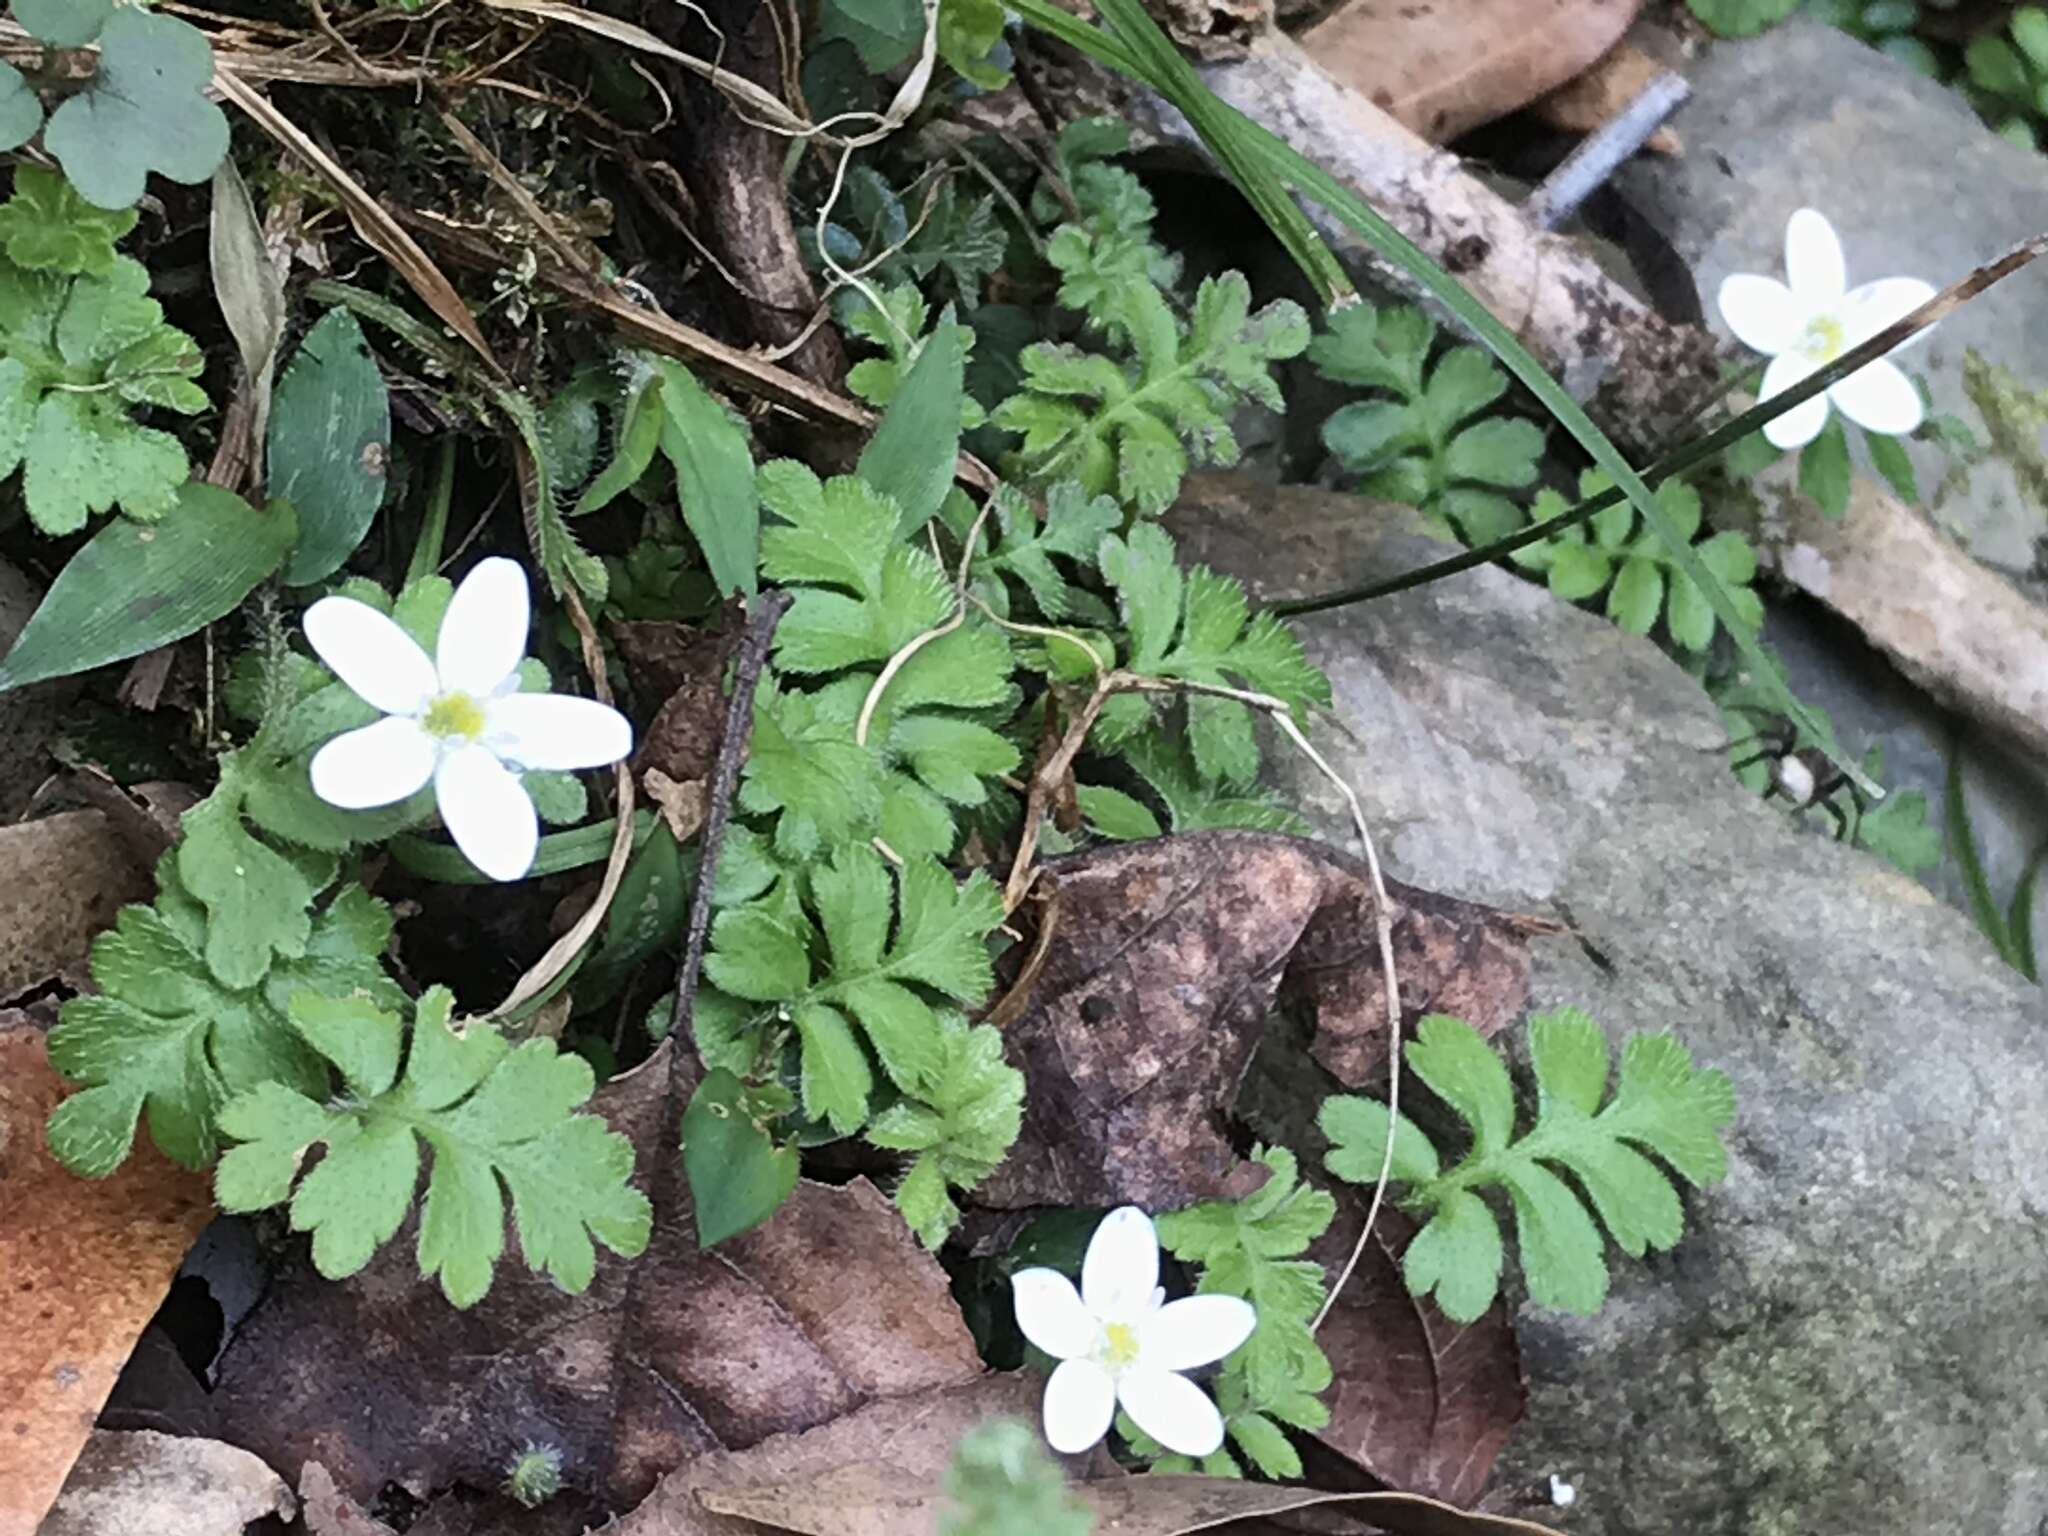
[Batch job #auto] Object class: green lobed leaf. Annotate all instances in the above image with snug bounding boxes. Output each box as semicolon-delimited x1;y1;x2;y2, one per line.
0;484;293;692
0;167;131;275
45;8;231;210
46;880;396;1178
273;309;392;586
15;0;113;46
216;987;652;1307
0;62;40;154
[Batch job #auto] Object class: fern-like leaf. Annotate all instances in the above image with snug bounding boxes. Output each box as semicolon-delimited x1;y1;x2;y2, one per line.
1321;1011;1736;1323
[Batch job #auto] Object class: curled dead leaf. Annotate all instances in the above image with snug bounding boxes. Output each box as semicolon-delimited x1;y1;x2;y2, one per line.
1301;0;1643;143
35;1431;294;1536
979;832;1547;1211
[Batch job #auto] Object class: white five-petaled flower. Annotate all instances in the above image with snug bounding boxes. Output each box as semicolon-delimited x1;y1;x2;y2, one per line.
1010;1207;1256;1458
303;557;633;883
1716;208;1936;450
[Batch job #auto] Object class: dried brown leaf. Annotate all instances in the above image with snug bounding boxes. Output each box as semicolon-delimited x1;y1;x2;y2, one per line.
35;1431;294;1536
210;1049;983;1514
689;1457;1566;1536
0;810;152;1001
1307;1207;1524;1506
644;769;708;846
1301;0;1643;143
614;1375;1044;1536
1532;41;1683;154
0;1026;215;1536
978;832;1544;1210
298;1462;399;1536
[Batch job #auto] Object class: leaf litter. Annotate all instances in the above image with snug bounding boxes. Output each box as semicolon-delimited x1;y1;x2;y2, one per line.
980;831;1550;1210
205;1047;983;1512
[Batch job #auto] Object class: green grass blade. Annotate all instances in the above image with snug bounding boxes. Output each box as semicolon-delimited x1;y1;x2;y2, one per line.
2008;840;2047;983
1009;0;1874;794
1093;0;1349;306
1946;747;2016;967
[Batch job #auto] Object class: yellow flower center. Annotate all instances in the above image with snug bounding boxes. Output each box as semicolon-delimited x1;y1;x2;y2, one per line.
1100;1322;1141;1372
422;691;487;742
1801;314;1846;364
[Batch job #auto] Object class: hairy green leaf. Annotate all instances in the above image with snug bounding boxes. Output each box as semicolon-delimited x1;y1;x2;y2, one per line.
655;359;759;598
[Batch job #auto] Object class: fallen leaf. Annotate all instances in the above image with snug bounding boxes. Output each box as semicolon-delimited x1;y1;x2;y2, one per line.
299;1463;399;1536
1307;1206;1524;1506
629;619;741;788
979;832;1544;1210
1301;0;1643;143
1532;41;1683;154
0;1026;215;1536
689;1453;1566;1536
0;809;152;1001
211;1048;984;1513
614;1374;1044;1536
35;1431;293;1536
645;768;708;845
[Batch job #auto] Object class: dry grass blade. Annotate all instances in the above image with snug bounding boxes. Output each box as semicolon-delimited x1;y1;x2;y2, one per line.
489;579;637;1022
476;0;820;139
215;66;503;374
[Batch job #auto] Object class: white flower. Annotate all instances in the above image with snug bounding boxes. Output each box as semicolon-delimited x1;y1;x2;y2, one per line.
303;557;632;882
1716;208;1935;450
1009;1207;1256;1458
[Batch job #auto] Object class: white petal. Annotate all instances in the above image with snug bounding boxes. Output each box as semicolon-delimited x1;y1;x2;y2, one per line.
1840;276;1938;353
1138;1295;1258;1373
1759;351;1831;450
1830;359;1924;437
1715;274;1802;356
1081;1207;1159;1324
435;743;539;881
1042;1359;1117;1454
1784;208;1845;305
437;556;531;698
303;598;435;715
309;717;435;810
1116;1367;1225;1458
486;693;634;772
1011;1269;1099;1361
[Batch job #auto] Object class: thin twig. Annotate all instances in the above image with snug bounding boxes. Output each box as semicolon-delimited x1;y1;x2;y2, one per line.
667;591;795;1069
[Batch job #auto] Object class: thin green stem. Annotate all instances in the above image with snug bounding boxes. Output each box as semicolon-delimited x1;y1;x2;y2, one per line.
407;437;456;588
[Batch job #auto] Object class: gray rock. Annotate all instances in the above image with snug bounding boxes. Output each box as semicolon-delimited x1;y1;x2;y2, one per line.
1762;600;2048;949
1169;473;2048;1536
1618;20;2048;584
